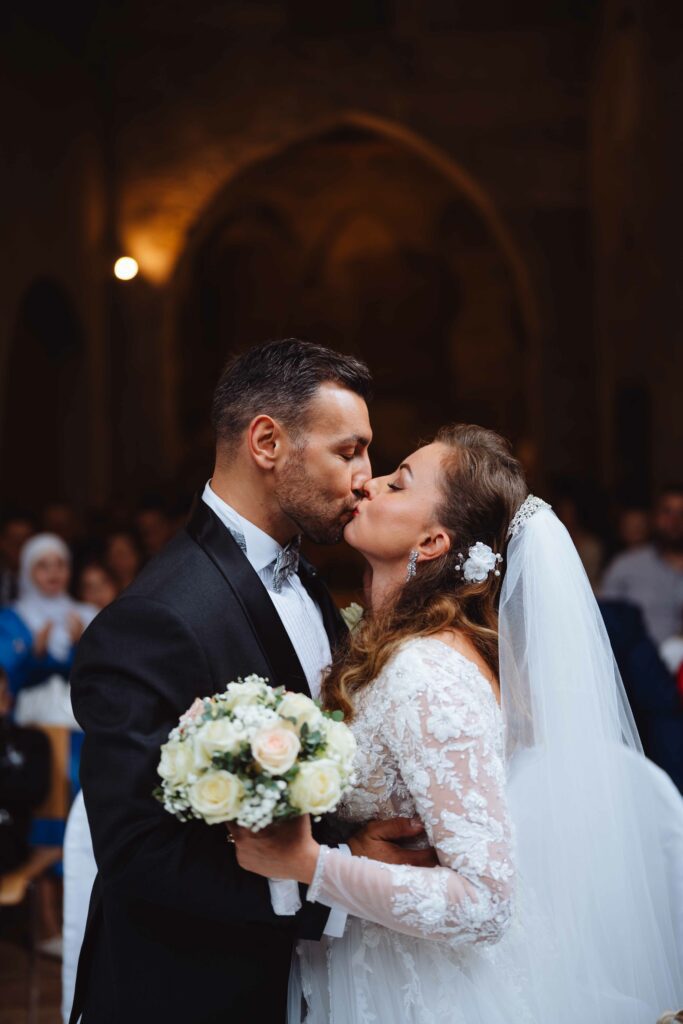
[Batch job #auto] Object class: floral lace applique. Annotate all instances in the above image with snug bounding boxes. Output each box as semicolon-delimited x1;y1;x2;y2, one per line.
307;638;515;950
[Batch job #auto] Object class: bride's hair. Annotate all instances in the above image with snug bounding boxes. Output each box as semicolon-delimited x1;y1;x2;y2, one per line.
322;424;528;720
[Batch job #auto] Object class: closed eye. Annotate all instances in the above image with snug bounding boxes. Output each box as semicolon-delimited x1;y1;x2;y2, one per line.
387;481;402;492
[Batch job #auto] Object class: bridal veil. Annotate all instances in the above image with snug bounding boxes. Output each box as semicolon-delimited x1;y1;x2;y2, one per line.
500;500;683;1020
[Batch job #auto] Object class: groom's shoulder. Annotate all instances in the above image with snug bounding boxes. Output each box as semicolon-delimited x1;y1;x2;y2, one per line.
118;528;226;613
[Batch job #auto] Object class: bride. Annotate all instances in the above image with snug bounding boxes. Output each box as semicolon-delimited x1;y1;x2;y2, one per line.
232;423;683;1023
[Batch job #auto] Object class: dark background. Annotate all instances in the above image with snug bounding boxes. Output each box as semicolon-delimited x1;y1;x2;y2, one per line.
2;0;682;521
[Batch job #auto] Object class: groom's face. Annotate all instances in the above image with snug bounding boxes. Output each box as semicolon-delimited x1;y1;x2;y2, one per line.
275;383;372;544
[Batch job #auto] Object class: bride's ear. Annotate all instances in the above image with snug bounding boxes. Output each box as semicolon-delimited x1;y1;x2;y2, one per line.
417;528;451;563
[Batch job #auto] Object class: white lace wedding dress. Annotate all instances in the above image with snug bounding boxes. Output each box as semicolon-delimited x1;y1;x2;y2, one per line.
289;637;534;1024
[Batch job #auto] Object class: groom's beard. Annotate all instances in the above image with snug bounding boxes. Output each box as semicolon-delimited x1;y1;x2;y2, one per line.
277;458;358;545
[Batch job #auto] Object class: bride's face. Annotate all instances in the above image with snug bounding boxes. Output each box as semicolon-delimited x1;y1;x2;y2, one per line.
344;442;450;564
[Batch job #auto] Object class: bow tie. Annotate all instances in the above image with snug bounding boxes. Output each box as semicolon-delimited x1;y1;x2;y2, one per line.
271;538;301;593
227;526;301;594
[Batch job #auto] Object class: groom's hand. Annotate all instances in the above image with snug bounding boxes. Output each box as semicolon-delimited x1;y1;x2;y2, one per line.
348;817;438;867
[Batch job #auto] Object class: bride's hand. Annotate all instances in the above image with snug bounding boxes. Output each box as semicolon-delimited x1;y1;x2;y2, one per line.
230;815;320;884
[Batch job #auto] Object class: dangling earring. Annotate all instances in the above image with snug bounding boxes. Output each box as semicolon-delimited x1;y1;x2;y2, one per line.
406;549;419;582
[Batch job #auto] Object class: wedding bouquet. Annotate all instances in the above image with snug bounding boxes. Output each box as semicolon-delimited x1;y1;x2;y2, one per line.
154;675;357;832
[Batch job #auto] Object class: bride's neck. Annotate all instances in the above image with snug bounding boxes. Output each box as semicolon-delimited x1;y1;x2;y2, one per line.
368;560;405;612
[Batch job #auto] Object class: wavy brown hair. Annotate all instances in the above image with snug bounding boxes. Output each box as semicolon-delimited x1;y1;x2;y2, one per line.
322;424;528;720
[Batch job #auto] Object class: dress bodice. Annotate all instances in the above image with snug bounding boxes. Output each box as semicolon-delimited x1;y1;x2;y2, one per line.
338;637;505;830
307;636;514;950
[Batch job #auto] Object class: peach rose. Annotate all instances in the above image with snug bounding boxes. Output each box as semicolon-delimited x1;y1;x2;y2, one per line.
251;726;301;775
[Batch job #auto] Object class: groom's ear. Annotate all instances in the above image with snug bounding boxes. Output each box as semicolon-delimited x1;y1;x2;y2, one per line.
418;528;451;562
247;415;283;470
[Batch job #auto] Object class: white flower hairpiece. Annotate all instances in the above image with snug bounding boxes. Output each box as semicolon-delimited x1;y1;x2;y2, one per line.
455;541;503;583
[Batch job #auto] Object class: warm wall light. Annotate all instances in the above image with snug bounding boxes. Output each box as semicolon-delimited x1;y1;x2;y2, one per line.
114;256;139;281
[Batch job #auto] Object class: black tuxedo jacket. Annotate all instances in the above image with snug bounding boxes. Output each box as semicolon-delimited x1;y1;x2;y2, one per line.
69;499;346;1024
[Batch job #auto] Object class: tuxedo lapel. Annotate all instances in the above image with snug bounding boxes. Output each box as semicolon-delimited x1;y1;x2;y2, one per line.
185;498;310;696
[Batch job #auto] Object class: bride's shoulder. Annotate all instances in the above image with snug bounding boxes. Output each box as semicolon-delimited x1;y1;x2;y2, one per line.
375;635;493;710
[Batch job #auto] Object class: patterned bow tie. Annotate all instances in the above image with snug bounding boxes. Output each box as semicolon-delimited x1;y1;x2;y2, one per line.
271;538;301;593
227;525;301;593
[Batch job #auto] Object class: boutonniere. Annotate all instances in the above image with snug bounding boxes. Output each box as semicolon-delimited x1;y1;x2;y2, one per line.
340;602;364;633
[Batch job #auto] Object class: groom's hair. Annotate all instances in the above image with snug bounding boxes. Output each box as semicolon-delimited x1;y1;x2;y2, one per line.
211;338;372;455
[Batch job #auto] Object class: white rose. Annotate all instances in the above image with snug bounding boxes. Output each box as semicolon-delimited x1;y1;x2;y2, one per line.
158;740;194;787
251;726;301;775
224;679;269;710
193;719;243;768
462;542;501;583
188;770;244;824
323;719;357;767
289;760;342;815
278;692;323;735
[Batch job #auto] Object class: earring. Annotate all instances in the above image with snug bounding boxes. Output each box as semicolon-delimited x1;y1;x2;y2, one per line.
406;549;419;582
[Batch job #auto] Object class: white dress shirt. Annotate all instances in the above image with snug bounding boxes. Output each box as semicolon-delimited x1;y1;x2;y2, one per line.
202;482;331;698
202;482;348;937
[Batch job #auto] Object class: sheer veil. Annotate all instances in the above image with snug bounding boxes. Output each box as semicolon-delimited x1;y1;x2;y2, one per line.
499;499;682;1020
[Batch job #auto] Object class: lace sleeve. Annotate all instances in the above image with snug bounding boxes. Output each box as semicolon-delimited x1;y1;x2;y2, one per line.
306;643;515;948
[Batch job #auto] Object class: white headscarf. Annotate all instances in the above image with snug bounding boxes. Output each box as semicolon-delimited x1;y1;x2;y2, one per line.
14;533;97;662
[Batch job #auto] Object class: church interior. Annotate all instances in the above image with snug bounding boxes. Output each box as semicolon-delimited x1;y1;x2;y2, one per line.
1;3;683;1018
3;0;682;519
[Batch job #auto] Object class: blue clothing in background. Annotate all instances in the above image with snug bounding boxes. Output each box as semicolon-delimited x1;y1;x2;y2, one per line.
599;598;683;792
0;607;75;696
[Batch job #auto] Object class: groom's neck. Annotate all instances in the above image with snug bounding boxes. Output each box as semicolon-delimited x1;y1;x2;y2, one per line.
209;464;297;547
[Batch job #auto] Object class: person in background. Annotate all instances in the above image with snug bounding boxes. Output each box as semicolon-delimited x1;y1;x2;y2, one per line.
599;598;683;793
76;562;118;611
602;485;683;645
0;667;64;959
661;627;683;676
103;530;143;592
660;611;683;707
42;502;81;549
0;534;97;696
0;667;50;874
0;511;35;606
554;488;605;589
135;498;174;558
616;505;651;551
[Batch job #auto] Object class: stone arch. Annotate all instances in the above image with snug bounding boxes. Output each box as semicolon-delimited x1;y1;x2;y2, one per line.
169;112;542;494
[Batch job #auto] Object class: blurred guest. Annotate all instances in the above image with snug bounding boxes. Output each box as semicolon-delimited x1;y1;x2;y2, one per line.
104;530;143;591
600;599;683;792
0;511;35;605
42;502;81;549
661;614;683;704
555;491;605;588
0;534;96;696
135;499;174;558
0;668;50;874
661;629;683;677
76;561;117;610
602;485;683;644
0;667;63;958
617;505;651;551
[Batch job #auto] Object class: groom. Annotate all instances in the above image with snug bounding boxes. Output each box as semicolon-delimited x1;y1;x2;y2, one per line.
70;339;432;1024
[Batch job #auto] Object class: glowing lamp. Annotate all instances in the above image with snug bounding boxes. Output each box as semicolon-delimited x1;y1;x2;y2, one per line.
114;256;139;281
